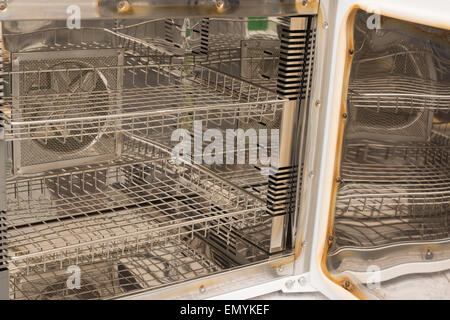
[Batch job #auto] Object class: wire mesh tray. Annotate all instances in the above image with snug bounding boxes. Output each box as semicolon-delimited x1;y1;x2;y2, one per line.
115;17;282;54
115;18;281;92
7;136;278;274
10;238;221;300
333;134;450;249
2;26;169;58
348;76;450;112
1;24;279;72
2;64;285;142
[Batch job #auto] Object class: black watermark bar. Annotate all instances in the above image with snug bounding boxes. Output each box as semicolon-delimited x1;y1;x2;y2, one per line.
1;299;446;319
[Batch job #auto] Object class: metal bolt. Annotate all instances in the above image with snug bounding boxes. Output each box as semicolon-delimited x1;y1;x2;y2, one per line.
335;177;342;183
0;1;7;11
302;0;309;6
425;249;433;260
308;171;315;178
117;0;131;12
328;235;334;242
199;285;206;293
278;266;284;272
216;0;225;9
315;99;321;107
343;279;351;289
342;113;348;119
349;49;354;55
323;22;329;29
298;277;307;286
285;280;295;289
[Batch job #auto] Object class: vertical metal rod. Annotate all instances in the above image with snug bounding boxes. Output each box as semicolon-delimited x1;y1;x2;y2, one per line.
0;22;9;299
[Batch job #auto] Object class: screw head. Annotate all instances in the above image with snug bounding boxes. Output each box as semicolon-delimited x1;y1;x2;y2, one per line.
342;113;348;119
349;49;354;55
425;249;433;260
302;0;309;6
216;0;225;9
285;280;295;289
199;285;206;293
298;277;307;286
343;280;351;289
323;22;329;29
117;0;131;13
315;99;321;107
278;266;284;272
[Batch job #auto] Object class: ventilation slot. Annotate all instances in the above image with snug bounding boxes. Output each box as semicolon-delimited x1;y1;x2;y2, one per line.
0;44;6;273
200;18;210;55
0;211;6;272
277;16;316;100
266;166;298;217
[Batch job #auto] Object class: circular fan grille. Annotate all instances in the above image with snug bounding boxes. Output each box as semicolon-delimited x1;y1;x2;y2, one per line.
350;48;432;132
23;61;112;153
349;11;439;137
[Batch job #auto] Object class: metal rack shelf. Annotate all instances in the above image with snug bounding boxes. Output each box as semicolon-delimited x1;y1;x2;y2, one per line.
10;238;221;300
127;118;277;203
115;17;281;52
333;134;450;249
7;136;275;275
343;133;450;165
114;17;281;93
135;130;272;200
2;64;285;142
3;26;170;58
348;76;450;112
0;18;300;300
214;165;269;200
2;25;278;77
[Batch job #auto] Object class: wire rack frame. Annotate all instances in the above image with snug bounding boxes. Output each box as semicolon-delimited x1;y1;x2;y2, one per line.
2;24;283;106
333;215;449;248
6;136;273;273
2;25;279;78
125;129;275;206
112;18;281;95
2;64;286;142
114;17;282;52
334;180;450;247
348;77;450;112
3;27;170;58
10;238;222;300
342;135;450;166
332;131;450;248
337;133;450;211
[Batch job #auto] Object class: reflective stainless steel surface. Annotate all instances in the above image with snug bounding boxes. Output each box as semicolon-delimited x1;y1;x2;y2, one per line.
0;15;316;299
0;0;319;21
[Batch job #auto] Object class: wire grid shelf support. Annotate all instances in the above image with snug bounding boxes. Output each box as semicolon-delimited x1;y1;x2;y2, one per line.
6;136;279;274
332;133;450;249
0;21;298;300
10;238;222;300
2;64;286;142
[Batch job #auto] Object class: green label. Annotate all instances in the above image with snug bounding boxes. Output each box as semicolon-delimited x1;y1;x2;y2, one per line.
248;17;268;31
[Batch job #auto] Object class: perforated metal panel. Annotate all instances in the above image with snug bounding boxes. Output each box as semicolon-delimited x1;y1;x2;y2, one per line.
11;49;123;174
344;14;441;143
